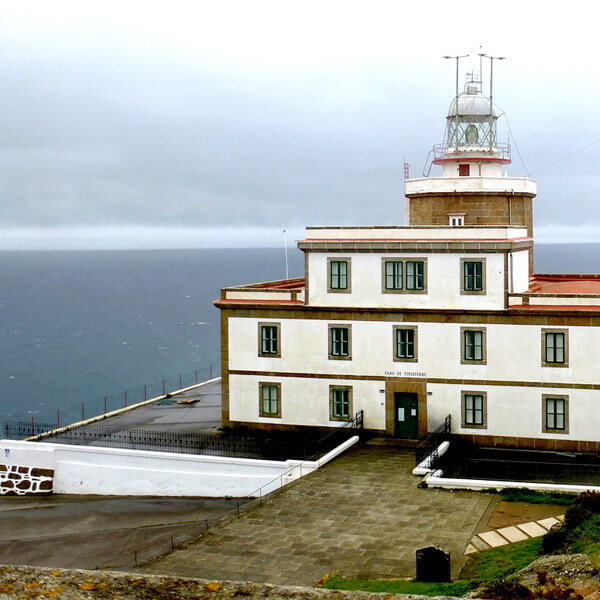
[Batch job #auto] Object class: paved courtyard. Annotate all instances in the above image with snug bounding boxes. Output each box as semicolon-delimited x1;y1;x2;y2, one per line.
139;445;494;585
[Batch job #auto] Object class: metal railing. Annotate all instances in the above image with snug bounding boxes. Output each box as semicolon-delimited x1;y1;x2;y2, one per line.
432;142;511;161
4;410;365;462
3;365;217;432
4;421;57;439
444;444;600;485
312;409;364;454
414;414;451;470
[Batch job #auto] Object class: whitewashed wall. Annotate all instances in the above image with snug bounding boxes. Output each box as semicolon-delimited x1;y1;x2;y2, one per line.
440;162;503;177
405;176;536;196
229;374;385;430
230;318;599;385
427;383;600;442
510;249;530;292
230;316;600;435
0;439;356;497
307;252;506;309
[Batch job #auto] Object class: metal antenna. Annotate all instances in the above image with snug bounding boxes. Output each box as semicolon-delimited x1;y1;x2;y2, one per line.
283;229;289;279
479;53;506;148
443;54;469;149
403;158;410;225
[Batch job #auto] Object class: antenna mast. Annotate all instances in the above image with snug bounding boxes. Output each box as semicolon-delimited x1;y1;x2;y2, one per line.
283;229;289;279
479;53;505;148
443;54;469;149
403;159;410;225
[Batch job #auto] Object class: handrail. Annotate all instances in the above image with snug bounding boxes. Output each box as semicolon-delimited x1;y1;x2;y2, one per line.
415;415;452;470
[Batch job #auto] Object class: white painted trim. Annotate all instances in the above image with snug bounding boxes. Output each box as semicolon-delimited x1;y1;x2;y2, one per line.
405;176;537;196
426;473;600;494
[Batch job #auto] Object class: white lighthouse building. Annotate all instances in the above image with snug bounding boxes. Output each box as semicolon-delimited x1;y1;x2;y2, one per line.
216;71;600;453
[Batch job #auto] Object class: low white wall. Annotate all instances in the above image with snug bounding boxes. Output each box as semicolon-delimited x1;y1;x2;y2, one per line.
1;436;359;497
425;471;600;495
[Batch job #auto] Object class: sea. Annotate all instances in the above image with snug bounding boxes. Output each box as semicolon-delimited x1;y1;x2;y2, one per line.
0;244;598;426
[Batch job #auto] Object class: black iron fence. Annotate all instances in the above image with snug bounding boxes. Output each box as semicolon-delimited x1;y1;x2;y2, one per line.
4;410;364;461
4;421;58;440
414;414;452;470
443;444;600;485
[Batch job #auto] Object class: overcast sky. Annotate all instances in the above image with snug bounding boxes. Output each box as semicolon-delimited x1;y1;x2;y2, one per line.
1;1;599;249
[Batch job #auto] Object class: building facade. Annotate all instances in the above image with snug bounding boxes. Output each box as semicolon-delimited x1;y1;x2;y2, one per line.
216;78;600;452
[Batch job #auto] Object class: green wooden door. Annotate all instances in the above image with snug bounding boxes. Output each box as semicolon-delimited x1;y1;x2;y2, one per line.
394;393;418;439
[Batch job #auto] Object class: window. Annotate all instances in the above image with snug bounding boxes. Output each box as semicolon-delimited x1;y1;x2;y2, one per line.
259;382;281;418
406;261;425;290
329;325;351;359
462;391;487;428
461;259;486;294
330;386;352;421
461;328;486;364
458;163;470;176
542;329;568;367
393;325;418;362
449;214;464;226
381;258;427;294
328;258;351;293
542;395;568;433
384;261;403;290
258;322;281;357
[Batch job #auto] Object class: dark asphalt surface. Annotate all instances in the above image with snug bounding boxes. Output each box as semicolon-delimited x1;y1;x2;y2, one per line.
49;379;222;444
0;494;243;570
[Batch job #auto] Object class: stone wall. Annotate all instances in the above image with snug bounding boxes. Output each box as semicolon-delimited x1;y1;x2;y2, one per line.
0;565;465;600
408;193;534;235
0;463;53;495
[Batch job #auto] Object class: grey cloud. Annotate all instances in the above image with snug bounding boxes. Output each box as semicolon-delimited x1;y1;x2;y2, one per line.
0;36;598;239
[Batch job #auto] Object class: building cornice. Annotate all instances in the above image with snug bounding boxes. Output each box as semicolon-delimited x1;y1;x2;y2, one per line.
405;176;537;197
297;239;533;253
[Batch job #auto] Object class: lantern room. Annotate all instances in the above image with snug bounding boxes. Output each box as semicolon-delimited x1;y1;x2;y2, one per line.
432;79;511;178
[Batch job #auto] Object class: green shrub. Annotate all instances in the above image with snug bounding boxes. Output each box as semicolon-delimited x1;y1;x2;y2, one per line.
539;526;567;554
563;505;591;529
574;490;600;514
479;580;534;599
541;490;600;556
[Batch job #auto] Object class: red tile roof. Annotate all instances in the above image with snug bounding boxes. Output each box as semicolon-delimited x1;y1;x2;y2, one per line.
529;274;600;295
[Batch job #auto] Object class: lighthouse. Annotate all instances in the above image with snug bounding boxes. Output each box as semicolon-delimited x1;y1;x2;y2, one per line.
405;68;537;261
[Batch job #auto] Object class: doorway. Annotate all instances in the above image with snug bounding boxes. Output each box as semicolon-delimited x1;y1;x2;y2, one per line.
394;393;419;439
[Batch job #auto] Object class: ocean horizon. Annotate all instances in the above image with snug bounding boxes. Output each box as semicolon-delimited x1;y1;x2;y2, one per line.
0;243;598;426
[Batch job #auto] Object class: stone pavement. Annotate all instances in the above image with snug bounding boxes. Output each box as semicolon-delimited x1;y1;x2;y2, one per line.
139;445;494;586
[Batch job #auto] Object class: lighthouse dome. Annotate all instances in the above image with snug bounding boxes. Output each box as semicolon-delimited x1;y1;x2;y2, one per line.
447;83;497;118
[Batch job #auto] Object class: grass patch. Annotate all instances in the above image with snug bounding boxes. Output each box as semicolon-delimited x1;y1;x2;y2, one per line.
500;488;576;505
321;576;475;597
460;537;542;582
321;539;543;596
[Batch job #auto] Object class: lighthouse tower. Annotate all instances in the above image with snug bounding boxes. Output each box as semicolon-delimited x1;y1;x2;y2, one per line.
405;73;537;245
